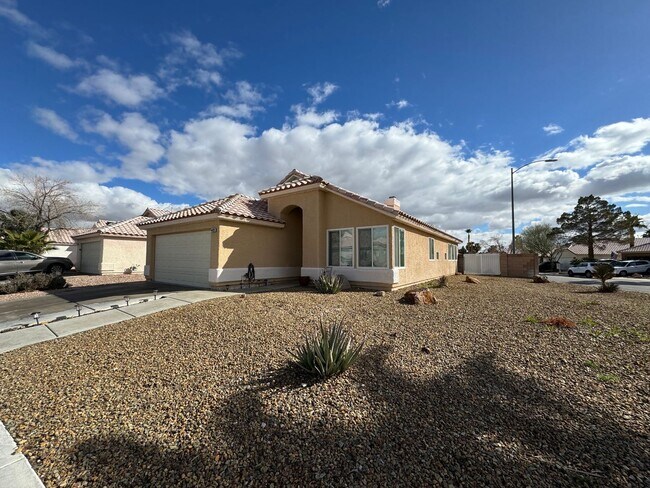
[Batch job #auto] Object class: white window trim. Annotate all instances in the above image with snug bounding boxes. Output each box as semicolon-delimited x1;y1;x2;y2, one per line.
356;225;389;269
393;226;406;269
447;243;458;261
326;227;354;267
428;237;436;261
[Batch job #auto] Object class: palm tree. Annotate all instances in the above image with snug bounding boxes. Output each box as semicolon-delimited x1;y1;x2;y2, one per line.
619;211;646;248
1;230;53;254
465;228;472;244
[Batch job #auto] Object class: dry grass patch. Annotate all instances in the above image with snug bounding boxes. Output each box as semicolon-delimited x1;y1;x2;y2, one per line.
0;276;648;486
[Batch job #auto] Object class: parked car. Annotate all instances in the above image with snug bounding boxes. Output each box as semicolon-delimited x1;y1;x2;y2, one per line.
0;250;73;277
567;261;599;278
612;260;650;276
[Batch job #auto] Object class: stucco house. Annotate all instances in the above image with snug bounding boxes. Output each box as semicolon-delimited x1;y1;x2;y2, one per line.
140;169;461;290
43;228;84;266
73;208;167;275
557;238;650;270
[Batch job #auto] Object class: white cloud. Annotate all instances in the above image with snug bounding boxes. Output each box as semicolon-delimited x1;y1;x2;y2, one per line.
75;69;164;107
25;41;80;69
0;0;46;36
10;157;117;184
377;0;391;7
32;108;78;141
543;123;564;135
306;82;338;105
291;105;339;127
82;112;164;177
387;99;410;109
203;81;267;119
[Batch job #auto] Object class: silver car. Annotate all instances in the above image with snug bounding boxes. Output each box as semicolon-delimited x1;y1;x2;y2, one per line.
613;260;650;276
567;261;599;278
0;250;73;277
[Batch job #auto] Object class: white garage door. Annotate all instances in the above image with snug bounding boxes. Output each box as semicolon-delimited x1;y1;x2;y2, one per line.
79;241;101;274
155;231;211;288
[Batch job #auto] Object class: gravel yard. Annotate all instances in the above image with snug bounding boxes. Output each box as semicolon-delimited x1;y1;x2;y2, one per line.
0;276;648;486
0;273;146;303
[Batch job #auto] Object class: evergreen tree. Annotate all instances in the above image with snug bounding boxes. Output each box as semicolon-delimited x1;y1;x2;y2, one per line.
555;195;625;259
618;211;646;248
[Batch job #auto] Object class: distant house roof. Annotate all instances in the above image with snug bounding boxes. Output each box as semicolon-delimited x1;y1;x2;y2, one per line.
139;194;283;226
47;228;85;245
260;169;462;243
619;242;650;255
74;209;170;239
568;238;650;256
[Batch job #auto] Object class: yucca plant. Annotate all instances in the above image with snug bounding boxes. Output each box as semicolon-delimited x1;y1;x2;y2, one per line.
289;318;364;379
438;275;448;288
593;263;618;293
314;272;343;294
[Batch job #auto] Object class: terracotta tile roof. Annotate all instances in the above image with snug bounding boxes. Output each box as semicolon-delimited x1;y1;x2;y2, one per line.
568;238;650;256
143;207;168;218
260;169;462;243
47;228;85;245
619;241;650;254
140;194;283;226
74;216;150;239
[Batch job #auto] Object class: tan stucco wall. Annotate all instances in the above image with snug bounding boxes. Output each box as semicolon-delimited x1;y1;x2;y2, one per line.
100;237;147;275
144;219;219;280
395;226;457;287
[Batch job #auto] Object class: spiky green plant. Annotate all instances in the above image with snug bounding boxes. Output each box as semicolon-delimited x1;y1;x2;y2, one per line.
289;318;364;379
314;272;343;294
1;229;53;254
438;275;448;288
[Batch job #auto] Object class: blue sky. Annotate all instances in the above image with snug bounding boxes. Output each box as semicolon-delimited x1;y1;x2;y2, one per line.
1;0;649;241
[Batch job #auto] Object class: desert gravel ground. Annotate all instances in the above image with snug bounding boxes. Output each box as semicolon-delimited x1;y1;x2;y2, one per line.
0;276;648;487
0;273;146;302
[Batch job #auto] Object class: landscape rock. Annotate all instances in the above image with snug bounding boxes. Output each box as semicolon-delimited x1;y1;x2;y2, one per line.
465;276;481;284
421;346;431;354
374;291;385;297
403;289;437;305
339;275;352;291
532;275;549;284
631;273;643;278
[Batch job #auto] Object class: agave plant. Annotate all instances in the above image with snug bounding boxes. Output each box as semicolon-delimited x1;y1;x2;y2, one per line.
314;272;343;294
289;318;364;379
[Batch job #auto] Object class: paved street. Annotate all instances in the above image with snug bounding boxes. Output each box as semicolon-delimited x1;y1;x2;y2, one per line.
544;274;650;294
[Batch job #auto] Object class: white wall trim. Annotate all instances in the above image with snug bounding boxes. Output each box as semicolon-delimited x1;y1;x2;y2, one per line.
301;267;397;284
209;266;300;282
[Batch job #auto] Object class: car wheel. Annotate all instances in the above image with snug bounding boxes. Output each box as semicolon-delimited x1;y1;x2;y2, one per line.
567;270;574;277
619;270;627;277
48;264;64;276
585;271;592;278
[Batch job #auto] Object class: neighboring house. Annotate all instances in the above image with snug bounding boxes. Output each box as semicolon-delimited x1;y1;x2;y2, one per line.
557;238;650;270
620;242;650;260
140;169;462;290
43;228;84;266
73;208;167;275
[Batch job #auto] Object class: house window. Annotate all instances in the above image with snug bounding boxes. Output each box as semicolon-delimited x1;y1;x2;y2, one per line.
447;243;458;260
436;251;439;260
357;226;388;268
327;228;354;267
429;238;436;260
393;227;405;268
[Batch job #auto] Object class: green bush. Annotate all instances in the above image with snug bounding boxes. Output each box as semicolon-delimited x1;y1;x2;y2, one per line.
593;264;617;293
314;272;343;294
289;318;364;379
0;273;67;295
598;282;619;293
438;275;448;288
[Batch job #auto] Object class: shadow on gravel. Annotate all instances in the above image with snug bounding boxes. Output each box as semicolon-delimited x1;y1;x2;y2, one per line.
70;347;648;486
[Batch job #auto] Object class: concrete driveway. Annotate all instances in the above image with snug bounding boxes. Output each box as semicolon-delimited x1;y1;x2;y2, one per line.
0;281;198;331
543;274;650;294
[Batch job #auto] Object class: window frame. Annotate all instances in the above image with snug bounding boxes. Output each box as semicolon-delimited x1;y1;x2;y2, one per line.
356;225;389;269
428;237;436;261
326;227;355;268
393;226;406;269
447;243;458;261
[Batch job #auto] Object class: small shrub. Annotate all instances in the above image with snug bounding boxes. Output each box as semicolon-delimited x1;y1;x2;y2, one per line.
31;273;53;289
438;275;448;288
541;316;576;328
596;373;620;383
524;315;540;324
47;275;68;290
12;273;37;292
314;272;343;294
0;273;67;295
579;317;598;328
597;283;619;293
289;318;364;379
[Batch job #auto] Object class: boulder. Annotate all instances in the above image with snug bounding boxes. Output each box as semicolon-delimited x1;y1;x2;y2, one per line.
532;275;549;283
631;273;643;278
374;290;386;297
465;276;481;284
403;288;437;305
421;345;432;354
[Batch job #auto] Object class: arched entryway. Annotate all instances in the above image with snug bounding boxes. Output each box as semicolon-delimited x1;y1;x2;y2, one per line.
280;205;303;269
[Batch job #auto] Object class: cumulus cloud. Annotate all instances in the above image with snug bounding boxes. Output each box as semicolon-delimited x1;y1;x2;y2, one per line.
306;82;338;105
203;81;267;119
75;69;164;107
32;107;78;141
387;99;410;109
82;112;165;177
543;123;564;135
25;41;81;69
291;105;339;127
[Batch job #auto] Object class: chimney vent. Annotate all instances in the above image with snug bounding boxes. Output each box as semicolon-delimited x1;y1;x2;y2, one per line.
384;196;400;211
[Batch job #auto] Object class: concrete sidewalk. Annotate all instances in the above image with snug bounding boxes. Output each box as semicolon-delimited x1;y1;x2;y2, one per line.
0;290;237;355
0;421;44;488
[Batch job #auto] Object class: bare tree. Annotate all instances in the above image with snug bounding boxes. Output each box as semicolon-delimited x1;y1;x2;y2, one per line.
1;174;97;230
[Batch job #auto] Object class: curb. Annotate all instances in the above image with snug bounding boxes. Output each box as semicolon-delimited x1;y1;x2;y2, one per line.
0;421;44;487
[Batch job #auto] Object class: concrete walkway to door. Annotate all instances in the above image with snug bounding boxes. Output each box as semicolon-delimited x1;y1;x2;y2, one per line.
0;289;238;354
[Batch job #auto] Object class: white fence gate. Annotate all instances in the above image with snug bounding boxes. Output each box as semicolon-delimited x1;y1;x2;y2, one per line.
463;253;501;275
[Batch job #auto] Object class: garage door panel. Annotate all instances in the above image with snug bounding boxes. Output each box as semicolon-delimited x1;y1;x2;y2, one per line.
80;241;101;274
155;232;211;288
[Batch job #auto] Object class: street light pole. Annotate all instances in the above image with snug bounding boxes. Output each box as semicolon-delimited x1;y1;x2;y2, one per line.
510;158;558;254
